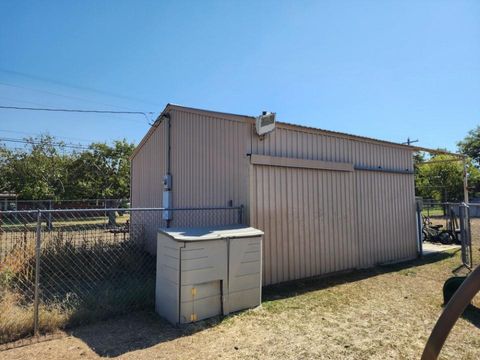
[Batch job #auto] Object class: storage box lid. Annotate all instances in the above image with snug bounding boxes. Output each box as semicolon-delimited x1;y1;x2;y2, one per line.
158;225;263;242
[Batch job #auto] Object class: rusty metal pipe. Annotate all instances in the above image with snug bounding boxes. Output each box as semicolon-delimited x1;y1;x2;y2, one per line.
421;264;480;359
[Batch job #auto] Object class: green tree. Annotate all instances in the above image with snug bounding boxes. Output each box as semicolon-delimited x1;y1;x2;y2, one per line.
0;145;13;193
458;126;480;166
415;154;479;202
0;136;71;200
67;139;135;199
0;136;135;201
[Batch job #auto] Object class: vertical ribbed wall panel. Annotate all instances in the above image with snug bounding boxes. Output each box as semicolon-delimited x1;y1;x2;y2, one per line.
354;171;417;268
130;120;166;253
250;165;357;286
250;165;416;285
169;109;250;213
250;123;416;284
131;120;165;208
252;125;413;170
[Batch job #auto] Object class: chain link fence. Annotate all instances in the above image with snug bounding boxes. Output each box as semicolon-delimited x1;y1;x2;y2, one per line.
0;198;129;212
0;206;243;345
417;200;474;269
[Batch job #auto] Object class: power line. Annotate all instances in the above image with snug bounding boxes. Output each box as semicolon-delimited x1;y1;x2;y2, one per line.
0;81;143;112
0;137;90;150
0;105;155;121
0;68;159;107
0;129;97;143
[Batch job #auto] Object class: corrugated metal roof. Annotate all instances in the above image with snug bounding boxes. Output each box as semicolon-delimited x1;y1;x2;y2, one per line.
131;103;462;159
166;104;416;148
166;104;419;150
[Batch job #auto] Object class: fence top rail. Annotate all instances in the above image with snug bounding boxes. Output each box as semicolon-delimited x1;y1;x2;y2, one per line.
0;206;244;215
465;203;480;207
12;198;127;203
422;201;479;207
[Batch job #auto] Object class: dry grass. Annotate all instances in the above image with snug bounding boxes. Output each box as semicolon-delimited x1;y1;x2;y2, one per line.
0;233;68;344
0;228;155;345
0;292;69;344
0;292;34;343
2;220;480;359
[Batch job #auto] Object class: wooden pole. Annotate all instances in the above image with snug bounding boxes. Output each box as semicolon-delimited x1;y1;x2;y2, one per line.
463;158;469;204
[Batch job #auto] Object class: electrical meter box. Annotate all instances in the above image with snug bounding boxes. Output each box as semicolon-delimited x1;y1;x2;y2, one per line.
155;225;263;325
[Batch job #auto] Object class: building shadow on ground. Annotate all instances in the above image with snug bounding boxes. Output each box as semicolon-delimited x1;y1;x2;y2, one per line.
70;312;178;357
69;311;224;357
263;250;457;302
70;251;457;357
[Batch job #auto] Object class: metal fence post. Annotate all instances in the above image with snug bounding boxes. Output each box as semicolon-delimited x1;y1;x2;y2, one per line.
459;204;466;266
416;200;423;257
33;209;41;336
466;205;473;268
459;203;472;269
47;200;52;231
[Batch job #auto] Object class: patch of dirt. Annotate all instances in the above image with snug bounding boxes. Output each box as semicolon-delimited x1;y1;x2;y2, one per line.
2;220;480;360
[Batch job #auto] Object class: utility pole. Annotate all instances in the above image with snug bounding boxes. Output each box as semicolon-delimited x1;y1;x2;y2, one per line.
402;137;419;146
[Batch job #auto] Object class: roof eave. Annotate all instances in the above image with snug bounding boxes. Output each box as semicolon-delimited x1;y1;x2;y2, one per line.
129;104;174;161
130;103;465;160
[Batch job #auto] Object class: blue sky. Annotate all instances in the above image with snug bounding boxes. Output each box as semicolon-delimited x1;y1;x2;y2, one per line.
0;0;479;151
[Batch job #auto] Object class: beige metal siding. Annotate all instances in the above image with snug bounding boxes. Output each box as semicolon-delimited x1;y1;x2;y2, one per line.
252;125;413;170
130;121;166;253
355;171;417;268
250;154;354;172
250;164;416;286
169;109;250;224
131;120;166;208
249;124;416;285
250;165;358;286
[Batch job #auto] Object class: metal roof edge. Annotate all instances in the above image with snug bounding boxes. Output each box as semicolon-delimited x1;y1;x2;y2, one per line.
129;104;171;161
130;103;254;161
167;103;255;122
155;104;420;151
130;103;464;160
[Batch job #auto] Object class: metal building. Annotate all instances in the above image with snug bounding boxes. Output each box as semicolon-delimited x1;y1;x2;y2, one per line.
131;104;417;286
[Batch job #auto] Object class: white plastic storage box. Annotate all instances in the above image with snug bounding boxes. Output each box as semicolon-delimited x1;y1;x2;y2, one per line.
155;225;263;325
